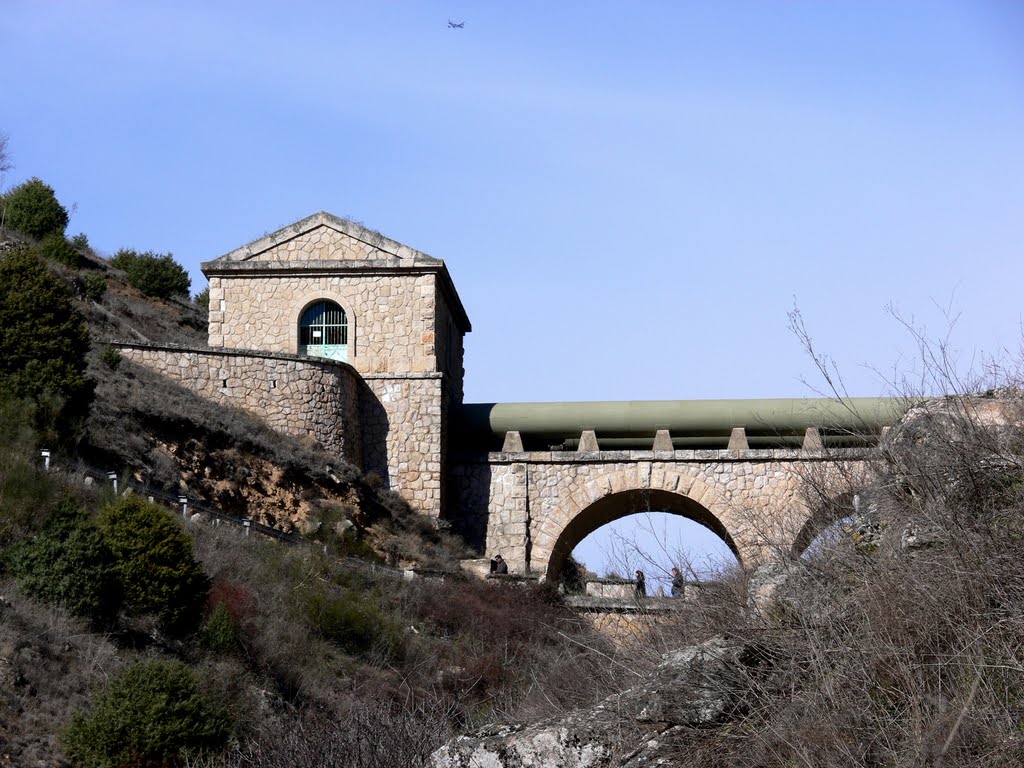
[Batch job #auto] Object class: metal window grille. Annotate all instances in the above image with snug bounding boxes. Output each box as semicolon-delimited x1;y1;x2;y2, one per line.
300;301;348;346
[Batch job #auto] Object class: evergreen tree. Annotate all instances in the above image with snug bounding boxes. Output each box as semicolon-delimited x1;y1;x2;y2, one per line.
97;495;210;635
0;247;93;441
2;177;69;238
62;659;231;768
110;249;191;299
9;497;122;627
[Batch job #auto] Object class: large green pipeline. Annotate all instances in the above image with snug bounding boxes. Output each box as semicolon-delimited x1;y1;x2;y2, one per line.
455;398;910;445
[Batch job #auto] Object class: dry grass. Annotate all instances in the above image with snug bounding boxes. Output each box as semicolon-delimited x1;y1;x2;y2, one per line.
0;580;121;767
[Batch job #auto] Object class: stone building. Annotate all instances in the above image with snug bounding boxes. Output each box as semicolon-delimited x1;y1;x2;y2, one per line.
122;211;470;519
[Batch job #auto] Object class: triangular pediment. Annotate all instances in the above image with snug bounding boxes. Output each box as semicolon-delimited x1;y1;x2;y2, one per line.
201;211;472;332
205;211;440;266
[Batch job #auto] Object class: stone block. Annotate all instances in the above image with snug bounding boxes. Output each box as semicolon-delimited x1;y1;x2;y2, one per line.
502;431;524;452
652;429;673;451
577;430;600;452
802;427;823;451
728;427;749;454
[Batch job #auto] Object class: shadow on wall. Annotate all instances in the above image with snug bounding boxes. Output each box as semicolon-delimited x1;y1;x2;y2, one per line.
358;382;391;489
448;457;492;553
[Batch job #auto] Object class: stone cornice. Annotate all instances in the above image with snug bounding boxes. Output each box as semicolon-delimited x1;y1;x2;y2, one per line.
201;259;440;274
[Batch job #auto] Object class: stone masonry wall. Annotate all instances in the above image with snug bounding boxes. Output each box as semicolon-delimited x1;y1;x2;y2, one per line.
361;373;446;518
448;458;491;548
119;344;362;466
208;271;439;375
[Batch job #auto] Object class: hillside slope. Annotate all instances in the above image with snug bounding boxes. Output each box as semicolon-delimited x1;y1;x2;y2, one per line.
0;237;624;767
20;240;461;568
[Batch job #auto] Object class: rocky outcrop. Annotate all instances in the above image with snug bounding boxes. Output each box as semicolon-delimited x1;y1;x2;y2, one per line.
746;561;793;612
430;636;771;768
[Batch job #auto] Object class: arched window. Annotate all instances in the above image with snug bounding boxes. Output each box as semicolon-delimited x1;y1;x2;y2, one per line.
299;300;348;361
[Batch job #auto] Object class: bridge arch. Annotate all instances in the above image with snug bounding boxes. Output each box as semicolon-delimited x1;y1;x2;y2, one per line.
543;488;741;582
790;490;857;559
529;467;758;581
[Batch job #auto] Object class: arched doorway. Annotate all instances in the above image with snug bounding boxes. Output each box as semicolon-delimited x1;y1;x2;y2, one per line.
299;300;348;361
545;488;742;584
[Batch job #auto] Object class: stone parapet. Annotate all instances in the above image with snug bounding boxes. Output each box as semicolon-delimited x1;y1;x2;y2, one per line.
117;342;362;465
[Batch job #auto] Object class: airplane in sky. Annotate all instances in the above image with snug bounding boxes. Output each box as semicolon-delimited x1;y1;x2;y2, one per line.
448;19;464;29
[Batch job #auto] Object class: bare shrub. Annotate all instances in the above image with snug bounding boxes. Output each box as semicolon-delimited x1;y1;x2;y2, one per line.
404;578;622;724
633;322;1024;765
187;703;452;768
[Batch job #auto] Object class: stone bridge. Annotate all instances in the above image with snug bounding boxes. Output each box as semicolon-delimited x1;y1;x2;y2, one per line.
451;432;874;581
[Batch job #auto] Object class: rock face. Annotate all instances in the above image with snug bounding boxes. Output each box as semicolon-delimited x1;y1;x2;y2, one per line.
430;636;767;768
746;561;793;612
430;721;616;768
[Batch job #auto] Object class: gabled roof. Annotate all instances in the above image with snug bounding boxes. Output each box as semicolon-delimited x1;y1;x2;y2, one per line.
201;211;471;332
202;211;441;266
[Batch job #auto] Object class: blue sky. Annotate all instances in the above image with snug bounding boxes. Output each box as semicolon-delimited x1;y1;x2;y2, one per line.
5;1;1023;575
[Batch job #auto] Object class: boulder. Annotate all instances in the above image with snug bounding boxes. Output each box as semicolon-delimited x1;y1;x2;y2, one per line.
430;636;767;768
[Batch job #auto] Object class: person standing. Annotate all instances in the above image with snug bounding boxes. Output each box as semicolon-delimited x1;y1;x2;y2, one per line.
670;567;685;597
635;569;646;598
493;554;509;574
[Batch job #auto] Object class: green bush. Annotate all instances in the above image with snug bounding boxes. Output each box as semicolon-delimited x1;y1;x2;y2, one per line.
97;495;210;635
70;233;90;252
193;286;209;311
8;497;121;627
62;659;232;768
37;233;83;268
0;247;93;442
100;345;121;371
1;177;68;239
110;249;190;300
0;394;58;545
303;586;404;661
83;272;107;302
201;603;239;655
